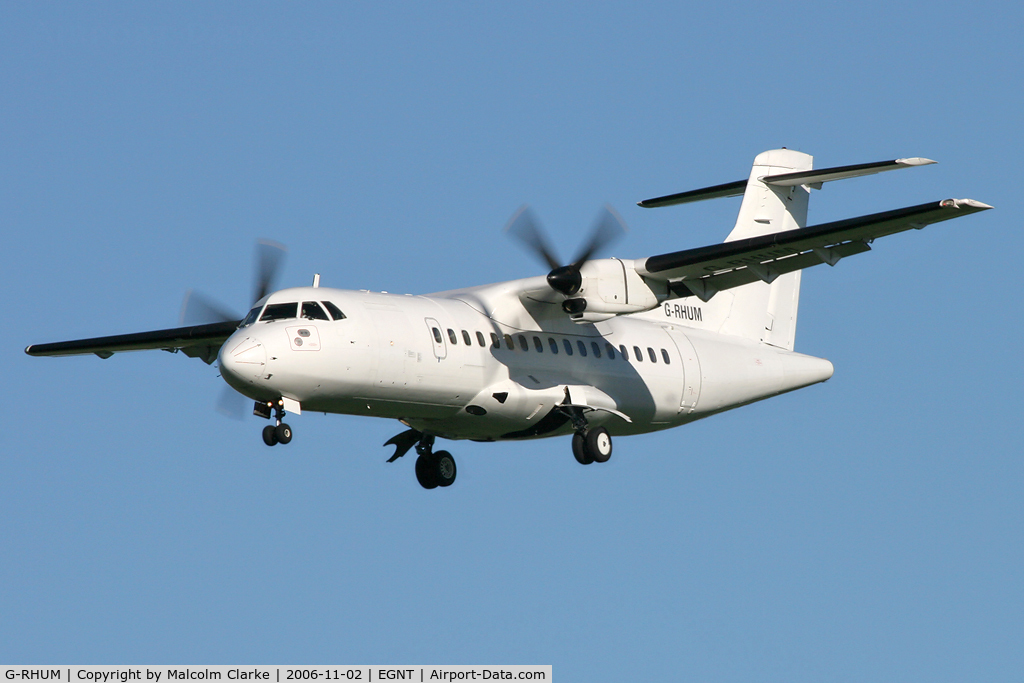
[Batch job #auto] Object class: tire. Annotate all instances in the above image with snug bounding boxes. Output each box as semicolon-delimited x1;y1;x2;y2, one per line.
572;432;593;465
434;450;457;487
415;453;439;489
262;425;278;446
275;423;293;444
586;426;612;463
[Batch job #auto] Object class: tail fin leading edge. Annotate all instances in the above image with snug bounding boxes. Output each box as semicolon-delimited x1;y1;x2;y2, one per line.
717;149;812;351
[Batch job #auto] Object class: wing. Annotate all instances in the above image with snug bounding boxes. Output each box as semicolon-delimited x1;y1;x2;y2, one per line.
636;198;992;301
24;320;241;364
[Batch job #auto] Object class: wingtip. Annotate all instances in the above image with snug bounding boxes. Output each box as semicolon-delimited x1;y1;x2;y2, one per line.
896;157;938;166
943;198;994;210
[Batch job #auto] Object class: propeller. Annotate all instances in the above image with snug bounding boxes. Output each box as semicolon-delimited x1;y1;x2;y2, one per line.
179;240;289;326
254;239;287;305
506;204;627;296
177;239;288;419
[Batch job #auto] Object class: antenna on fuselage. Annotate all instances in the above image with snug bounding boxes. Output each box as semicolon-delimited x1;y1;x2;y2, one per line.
312;273;320;288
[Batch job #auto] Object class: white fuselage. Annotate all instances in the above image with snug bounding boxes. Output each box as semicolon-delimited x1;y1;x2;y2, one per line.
218;284;834;442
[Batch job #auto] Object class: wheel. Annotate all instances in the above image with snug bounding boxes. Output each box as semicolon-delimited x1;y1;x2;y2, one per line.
434;450;457;487
262;425;278;446
275;423;293;444
415;453;439;489
572;432;593;465
586;426;612;463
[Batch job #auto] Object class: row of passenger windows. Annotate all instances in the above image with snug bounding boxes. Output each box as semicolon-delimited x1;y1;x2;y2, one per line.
430;327;671;364
241;300;347;327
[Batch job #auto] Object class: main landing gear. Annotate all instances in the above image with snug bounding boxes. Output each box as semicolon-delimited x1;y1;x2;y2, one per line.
560;404;612;466
572;426;612;465
257;399;293;447
383;429;458;489
414;435;457;489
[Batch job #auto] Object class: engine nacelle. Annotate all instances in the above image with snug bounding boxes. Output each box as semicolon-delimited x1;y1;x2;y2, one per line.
566;259;665;322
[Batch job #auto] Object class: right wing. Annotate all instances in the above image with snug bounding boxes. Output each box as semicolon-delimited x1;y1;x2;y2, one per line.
636;198;992;302
24;320;240;364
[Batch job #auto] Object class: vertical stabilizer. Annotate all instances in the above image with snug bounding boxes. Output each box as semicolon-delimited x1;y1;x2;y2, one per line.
715;149;812;350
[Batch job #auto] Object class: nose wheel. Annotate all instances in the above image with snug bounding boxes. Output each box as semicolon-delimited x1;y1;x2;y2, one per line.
258;400;293;447
262;423;293;446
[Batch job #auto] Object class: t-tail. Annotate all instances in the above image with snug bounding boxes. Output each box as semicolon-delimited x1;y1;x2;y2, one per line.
635;148;947;352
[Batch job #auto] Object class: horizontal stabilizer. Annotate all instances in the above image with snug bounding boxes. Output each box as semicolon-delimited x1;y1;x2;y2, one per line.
761;157;936;188
637;179;746;208
638;157;935;208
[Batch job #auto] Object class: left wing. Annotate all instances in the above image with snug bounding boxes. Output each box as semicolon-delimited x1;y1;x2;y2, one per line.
636;198;992;301
24;320;240;364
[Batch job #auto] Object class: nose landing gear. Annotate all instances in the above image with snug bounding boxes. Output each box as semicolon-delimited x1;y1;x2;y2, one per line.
257;399;293;447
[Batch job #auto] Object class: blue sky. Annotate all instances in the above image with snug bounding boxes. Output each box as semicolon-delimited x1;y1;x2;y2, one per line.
3;2;1022;679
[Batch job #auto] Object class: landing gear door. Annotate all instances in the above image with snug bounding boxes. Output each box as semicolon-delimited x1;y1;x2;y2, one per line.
666;328;702;414
424;317;447;360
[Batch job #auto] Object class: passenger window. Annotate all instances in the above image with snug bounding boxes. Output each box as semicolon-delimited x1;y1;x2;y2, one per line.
563;339;573;356
606;343;616;360
549;338;558;354
634;346;643;361
518;334;529;351
260;302;298;321
504;334;515;350
448;329;458;344
432;327;443;344
648;347;657;363
661;348;671;364
321;301;346;320
533;336;543;352
619;345;629;361
490;333;500;348
476;331;486;347
301;302;330;320
591;341;602;358
462;330;472;345
577;340;587;357
240;306;261;327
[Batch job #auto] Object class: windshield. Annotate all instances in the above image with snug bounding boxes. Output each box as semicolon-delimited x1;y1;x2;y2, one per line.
260;302;298;322
301;301;330;320
239;306;262;328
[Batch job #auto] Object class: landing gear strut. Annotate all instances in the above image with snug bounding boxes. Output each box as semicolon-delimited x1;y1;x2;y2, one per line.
258;400;293;447
413;435;457;489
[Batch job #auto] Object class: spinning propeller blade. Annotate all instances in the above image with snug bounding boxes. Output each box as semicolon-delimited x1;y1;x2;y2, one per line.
504;205;562;272
570;205;627;267
254;239;288;304
506;204;627;296
179;289;239;326
216;384;247;420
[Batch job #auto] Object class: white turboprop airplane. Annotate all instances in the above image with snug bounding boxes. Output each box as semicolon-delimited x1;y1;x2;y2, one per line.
26;149;990;489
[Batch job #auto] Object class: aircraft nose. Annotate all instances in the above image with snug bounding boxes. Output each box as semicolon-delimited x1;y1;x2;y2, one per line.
219;333;268;390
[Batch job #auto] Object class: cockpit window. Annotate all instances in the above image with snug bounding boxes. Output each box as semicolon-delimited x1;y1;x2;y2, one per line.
301;301;330;321
240;306;261;328
321;301;346;320
260;302;298;322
